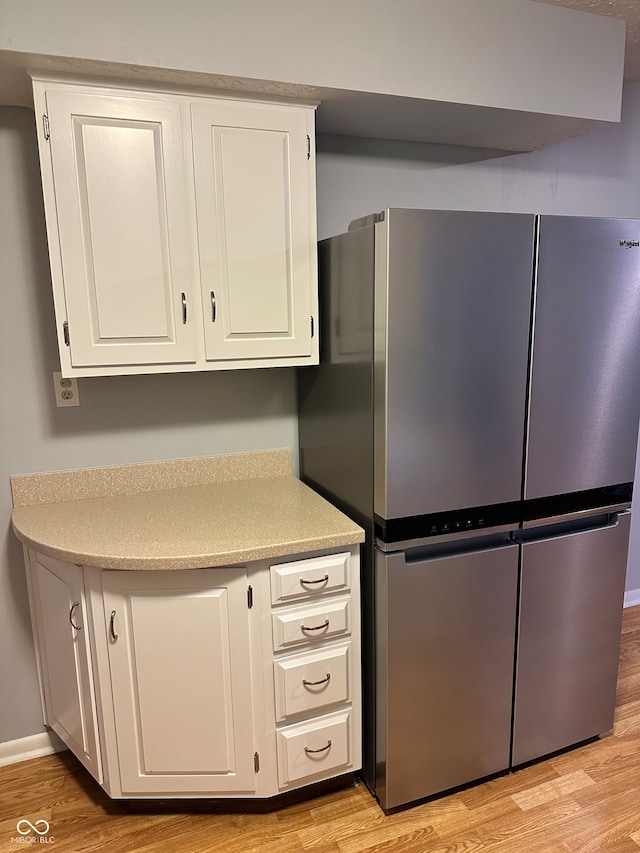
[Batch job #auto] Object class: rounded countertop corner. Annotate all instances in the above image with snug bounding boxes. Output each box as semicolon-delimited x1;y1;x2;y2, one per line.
12;475;365;570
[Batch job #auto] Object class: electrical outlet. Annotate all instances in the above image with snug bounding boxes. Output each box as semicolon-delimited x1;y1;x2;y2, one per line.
53;371;80;407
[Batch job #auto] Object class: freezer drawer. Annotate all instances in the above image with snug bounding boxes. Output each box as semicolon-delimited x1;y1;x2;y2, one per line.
512;511;631;767
376;539;518;810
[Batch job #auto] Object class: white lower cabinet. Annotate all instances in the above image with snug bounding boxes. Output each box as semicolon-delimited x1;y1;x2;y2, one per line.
101;569;256;795
25;546;360;800
268;552;361;792
24;551;103;783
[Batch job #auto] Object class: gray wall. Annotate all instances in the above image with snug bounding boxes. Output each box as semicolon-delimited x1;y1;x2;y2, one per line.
4;80;640;747
315;79;640;597
0;106;298;743
0;0;623;120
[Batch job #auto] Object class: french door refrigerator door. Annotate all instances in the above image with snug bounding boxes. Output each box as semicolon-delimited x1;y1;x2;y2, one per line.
376;536;518;811
375;209;535;522
525;215;640;500
512;510;631;767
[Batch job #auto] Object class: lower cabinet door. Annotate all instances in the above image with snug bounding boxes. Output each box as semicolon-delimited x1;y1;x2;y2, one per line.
102;568;256;794
28;552;103;783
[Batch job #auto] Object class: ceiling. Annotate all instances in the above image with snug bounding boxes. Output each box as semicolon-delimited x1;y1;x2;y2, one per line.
533;0;640;80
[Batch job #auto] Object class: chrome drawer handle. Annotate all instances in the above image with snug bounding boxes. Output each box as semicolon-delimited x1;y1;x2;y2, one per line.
109;610;118;642
305;740;332;755
300;574;329;586
181;292;187;324
301;619;329;633
69;601;82;631
303;673;331;687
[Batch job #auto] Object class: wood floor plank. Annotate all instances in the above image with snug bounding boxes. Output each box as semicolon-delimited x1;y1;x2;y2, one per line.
1;605;639;853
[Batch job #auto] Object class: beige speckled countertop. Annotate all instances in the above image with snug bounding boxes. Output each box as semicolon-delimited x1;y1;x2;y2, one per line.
10;450;364;570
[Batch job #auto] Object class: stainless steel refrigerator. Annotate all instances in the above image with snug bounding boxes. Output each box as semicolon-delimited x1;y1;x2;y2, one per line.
298;209;640;812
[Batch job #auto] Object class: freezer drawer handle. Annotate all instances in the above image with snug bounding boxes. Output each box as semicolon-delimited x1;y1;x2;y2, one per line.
304;740;332;755
301;619;330;633
518;508;627;542
300;574;329;587
303;673;331;687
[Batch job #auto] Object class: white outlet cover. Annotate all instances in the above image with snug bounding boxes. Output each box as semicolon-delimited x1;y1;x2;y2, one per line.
53;371;80;407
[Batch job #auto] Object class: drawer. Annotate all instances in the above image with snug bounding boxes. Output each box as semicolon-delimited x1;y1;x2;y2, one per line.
272;598;350;652
270;553;350;604
274;643;351;722
277;710;351;786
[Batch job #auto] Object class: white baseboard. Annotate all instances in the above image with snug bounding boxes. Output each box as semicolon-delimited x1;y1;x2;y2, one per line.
0;731;67;768
624;589;640;608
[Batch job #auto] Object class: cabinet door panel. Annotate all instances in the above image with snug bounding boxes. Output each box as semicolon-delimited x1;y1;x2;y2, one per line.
103;569;255;794
29;553;102;782
44;89;197;367
192;100;315;361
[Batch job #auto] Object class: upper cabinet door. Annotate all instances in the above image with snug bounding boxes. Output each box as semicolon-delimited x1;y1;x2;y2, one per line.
39;86;197;369
191;99;318;363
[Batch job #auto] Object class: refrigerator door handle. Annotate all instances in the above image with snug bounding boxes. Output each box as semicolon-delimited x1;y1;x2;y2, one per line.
521;501;631;529
516;508;630;544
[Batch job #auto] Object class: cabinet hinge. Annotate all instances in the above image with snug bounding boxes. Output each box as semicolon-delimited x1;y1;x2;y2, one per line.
42;114;50;141
306;134;311;160
254;752;260;773
311;316;315;339
63;320;70;347
247;585;253;609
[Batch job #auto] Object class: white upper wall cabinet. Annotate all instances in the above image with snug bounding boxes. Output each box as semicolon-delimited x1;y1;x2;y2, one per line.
32;77;319;377
192;100;316;362
42;88;198;369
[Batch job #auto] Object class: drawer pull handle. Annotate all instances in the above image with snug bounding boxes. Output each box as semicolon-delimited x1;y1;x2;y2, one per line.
301;619;329;633
305;740;332;755
300;574;329;586
303;673;331;687
69;601;82;631
109;610;119;642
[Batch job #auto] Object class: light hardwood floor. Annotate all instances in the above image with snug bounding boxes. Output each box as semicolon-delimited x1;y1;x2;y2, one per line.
2;606;639;853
